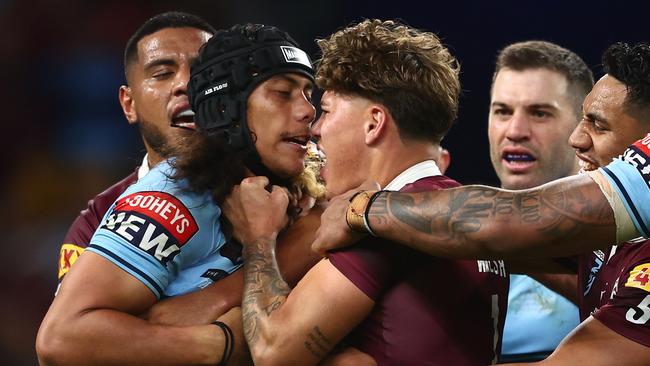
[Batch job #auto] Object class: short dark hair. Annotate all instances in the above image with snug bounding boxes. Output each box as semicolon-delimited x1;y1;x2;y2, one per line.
123;11;215;81
493;40;594;118
316;19;460;144
603;42;650;123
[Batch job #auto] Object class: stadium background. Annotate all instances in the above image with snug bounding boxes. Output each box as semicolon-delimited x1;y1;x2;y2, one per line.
2;0;646;364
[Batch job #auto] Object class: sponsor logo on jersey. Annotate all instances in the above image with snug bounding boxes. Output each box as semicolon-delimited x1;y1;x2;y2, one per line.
201;268;229;282
58;244;85;279
622;138;650;189
625;263;650;292
477;260;507;277
101;191;198;264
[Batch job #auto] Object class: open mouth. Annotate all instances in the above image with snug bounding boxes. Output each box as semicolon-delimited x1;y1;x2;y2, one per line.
578;158;599;172
171;109;196;130
283;135;310;147
502;152;536;164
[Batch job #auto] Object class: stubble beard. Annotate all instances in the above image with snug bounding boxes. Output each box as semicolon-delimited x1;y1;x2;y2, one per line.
138;118;169;158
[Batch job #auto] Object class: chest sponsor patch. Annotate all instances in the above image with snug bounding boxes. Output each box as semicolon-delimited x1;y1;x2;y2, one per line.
101;191;198;264
58;244;85;279
625;263;650;292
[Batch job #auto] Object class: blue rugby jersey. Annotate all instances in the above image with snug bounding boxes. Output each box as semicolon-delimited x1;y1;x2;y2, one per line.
87;160;242;298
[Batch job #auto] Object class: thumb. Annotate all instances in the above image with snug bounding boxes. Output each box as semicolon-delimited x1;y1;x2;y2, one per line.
270;185;289;208
242;176;270;189
358;180;381;191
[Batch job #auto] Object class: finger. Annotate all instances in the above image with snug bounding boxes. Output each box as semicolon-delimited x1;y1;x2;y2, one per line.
222;185;241;208
311;229;325;256
358;179;381;191
270;185;290;208
242;176;270;189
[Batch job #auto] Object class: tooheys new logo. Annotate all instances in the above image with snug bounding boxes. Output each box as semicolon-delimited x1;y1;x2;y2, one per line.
622;133;650;189
101;192;198;264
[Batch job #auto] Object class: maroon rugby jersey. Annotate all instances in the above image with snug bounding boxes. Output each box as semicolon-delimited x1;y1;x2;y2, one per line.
579;238;650;346
57;169;138;281
329;176;509;365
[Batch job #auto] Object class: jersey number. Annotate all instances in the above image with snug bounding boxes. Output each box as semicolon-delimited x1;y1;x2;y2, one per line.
626;294;650;324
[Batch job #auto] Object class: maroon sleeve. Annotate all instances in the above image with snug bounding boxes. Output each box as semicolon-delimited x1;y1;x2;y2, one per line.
329;241;398;301
593;242;650;347
57;170;138;280
329;174;461;301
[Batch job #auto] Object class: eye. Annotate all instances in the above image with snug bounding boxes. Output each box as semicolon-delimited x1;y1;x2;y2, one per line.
532;110;550;118
274;89;292;98
152;71;174;80
594;122;608;132
492;108;511;117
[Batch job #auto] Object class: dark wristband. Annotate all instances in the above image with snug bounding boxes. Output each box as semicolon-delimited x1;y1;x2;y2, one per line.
212;321;234;365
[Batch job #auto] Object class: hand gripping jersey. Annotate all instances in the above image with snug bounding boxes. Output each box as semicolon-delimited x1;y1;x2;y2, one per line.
87;161;242;298
329;173;509;365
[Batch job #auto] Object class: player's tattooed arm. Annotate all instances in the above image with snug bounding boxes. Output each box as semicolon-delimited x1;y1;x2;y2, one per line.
241;236;291;345
367;174;615;259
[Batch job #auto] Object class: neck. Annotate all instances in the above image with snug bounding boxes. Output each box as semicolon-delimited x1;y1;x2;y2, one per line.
368;141;439;187
146;150;164;168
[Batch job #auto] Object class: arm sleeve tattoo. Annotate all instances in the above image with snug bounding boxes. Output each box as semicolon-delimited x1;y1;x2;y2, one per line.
242;237;291;345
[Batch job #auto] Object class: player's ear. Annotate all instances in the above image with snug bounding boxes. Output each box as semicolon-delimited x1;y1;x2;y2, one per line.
365;104;388;145
119;85;138;125
437;147;451;174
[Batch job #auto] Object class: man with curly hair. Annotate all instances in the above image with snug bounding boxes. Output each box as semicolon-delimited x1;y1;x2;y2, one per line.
313;42;650;365
228;19;509;366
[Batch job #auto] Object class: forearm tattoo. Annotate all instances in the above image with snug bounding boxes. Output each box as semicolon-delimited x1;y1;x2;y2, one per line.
368;181;614;256
242;238;291;345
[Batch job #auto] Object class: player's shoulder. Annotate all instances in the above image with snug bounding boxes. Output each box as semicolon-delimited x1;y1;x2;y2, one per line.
116;160;215;216
401;174;461;193
93;169;139;204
